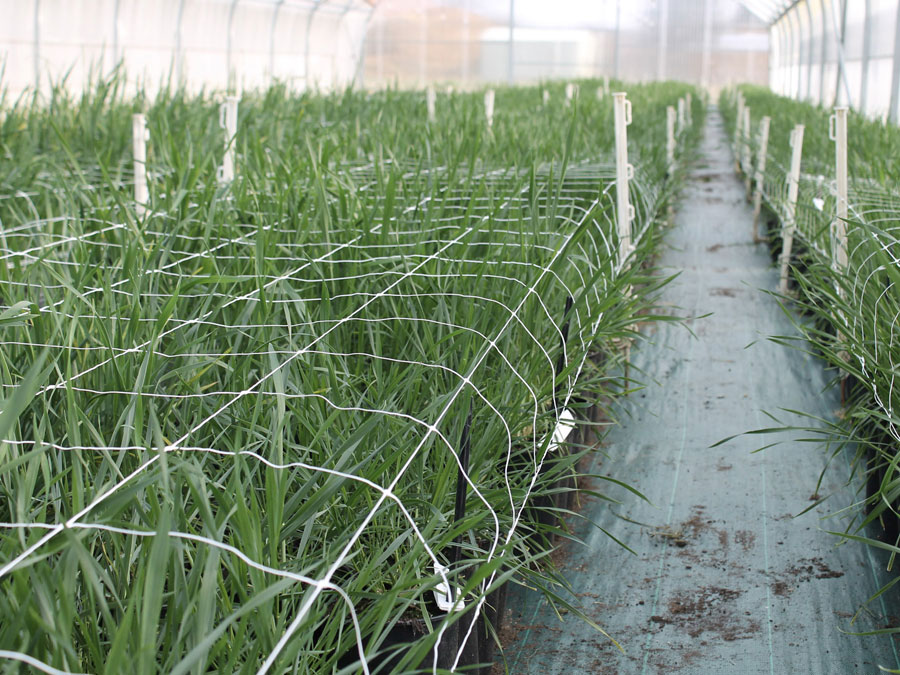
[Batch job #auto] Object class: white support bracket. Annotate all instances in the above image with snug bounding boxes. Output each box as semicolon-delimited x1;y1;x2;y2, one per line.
830;107;849;272
484;89;495;130
751;115;771;241
426;85;436;123
614;92;634;266
779;124;805;294
218;95;239;185
132;113;150;218
666;105;677;175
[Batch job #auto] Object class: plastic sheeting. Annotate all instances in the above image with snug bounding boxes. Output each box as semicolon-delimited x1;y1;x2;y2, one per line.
0;0;373;96
502;109;900;674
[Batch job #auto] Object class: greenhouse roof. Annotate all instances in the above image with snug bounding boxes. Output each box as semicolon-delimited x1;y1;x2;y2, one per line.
739;0;798;24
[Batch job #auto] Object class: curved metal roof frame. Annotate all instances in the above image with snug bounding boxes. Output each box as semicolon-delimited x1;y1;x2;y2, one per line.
740;0;798;24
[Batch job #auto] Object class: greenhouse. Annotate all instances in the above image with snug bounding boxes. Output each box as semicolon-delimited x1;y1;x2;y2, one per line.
2;0;900;673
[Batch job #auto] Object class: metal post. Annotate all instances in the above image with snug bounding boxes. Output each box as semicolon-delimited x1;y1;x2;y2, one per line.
305;1;322;91
751;116;771;240
830;107;848;270
484;89;495;129
33;0;40;91
890;0;900;122
613;0;621;79
508;0;515;85
657;0;668;81
268;0;285;84
819;0;828;105
174;0;186;88
805;0;814;101
426;85;436;122
666;105;676;175
861;0;871;114
419;0;426;87
132;114;149;217
780;124;805;294
613;92;634;265
700;0;713;90
218;96;239;185
112;0;121;68
787;9;800;99
462;0;470;84
830;0;852;107
227;0;239;91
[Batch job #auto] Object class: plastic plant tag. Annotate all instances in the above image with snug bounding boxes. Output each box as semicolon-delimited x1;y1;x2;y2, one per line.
548;408;576;453
433;562;463;613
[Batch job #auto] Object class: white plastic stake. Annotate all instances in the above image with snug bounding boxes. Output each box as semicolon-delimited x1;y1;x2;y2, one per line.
218;96;239;185
565;82;577;106
603;75;610;96
742;106;752;195
779;124;805;294
685;92;693;126
426;86;436;123
751;115;771;240
614;92;634;266
677;97;686;134
666;105;677;174
132;113;149;217
484;89;495;129
596;86;604;101
542;89;549;106
830;107;849;271
735;93;745;165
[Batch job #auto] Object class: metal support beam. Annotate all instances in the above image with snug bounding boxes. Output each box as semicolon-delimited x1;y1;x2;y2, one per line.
657;0;669;81
268;0;285;84
33;0;40;91
227;0;239;91
613;0;621;79
700;0;714;90
819;0;828;105
830;0;852;107
860;0;871;114
805;0;815;101
508;0;515;85
174;0;186;87
305;1;322;91
889;0;900;122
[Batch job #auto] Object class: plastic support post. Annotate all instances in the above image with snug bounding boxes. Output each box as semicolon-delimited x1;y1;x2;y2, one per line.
132;113;149;218
426;86;436;123
484;89;495;129
542;89;549;106
614;92;633;266
596;86;604;101
751;116;771;240
666;106;677;174
780;124;805;294
742;106;752;197
832;107;849;272
218;96;239;185
603;75;610;96
734;93;745;166
677;97;686;134
685;92;693;126
565;82;577;106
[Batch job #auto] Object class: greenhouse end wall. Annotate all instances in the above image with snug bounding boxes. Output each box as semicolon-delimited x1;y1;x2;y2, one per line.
0;0;373;98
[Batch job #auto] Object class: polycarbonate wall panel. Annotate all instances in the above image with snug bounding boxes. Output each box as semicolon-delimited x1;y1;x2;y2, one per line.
769;0;900;122
362;0;768;93
0;0;373;97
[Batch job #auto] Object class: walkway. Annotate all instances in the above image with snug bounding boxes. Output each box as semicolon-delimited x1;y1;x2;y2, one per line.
502;109;900;674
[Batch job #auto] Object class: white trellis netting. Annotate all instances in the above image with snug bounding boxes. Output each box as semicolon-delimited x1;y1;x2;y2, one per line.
0;79;698;672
